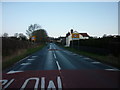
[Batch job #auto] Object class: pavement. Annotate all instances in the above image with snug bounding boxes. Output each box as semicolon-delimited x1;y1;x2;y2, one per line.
1;43;120;89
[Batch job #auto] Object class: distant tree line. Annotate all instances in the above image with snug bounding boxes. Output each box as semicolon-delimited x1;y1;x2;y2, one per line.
2;23;49;43
2;32;27;41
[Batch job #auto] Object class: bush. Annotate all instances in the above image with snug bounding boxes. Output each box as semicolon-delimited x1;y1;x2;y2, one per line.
70;36;120;56
2;37;37;57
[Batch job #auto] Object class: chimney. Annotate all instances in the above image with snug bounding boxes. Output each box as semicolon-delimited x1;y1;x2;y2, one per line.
71;29;73;33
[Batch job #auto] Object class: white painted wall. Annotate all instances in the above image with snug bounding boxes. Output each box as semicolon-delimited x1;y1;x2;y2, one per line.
66;32;89;47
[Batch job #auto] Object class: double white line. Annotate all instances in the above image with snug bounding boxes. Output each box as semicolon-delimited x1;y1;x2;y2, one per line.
53;53;61;70
56;61;61;70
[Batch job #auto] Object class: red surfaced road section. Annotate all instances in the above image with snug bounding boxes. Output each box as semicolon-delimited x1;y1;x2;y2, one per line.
1;70;120;89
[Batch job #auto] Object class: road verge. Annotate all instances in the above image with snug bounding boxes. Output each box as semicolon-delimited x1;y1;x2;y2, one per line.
2;44;46;70
59;45;120;69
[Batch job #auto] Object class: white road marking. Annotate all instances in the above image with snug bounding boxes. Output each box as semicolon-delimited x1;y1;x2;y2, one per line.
27;59;35;61
63;51;67;53
0;80;8;85
53;45;56;49
56;61;61;70
63;51;69;53
20;78;39;89
79;56;83;57
47;80;56;89
16;56;29;64
84;57;90;59
57;76;62;89
32;56;38;58
105;69;119;71
2;79;14;89
91;62;101;64
41;77;45;89
54;54;57;59
7;71;23;74
21;63;31;65
73;54;77;56
49;45;52;49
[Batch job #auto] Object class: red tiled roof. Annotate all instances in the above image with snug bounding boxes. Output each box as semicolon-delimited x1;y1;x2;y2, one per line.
79;33;89;37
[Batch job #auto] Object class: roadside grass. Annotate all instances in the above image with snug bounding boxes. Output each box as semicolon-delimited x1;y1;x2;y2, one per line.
63;46;120;69
2;44;46;70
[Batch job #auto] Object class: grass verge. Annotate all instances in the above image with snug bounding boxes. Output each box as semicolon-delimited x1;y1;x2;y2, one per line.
62;46;120;69
2;44;46;70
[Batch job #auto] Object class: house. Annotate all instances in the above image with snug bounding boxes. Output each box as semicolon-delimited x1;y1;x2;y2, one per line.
79;33;89;39
65;29;89;47
54;36;66;45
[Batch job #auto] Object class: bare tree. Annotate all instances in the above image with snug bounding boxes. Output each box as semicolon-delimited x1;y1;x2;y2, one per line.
33;24;41;30
26;24;41;39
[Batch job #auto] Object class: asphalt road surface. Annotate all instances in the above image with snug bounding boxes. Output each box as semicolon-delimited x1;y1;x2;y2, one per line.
1;43;120;89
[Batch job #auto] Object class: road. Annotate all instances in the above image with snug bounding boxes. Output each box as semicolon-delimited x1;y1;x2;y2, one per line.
2;43;120;89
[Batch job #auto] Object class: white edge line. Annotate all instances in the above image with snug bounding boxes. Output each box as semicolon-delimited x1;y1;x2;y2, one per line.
56;61;61;70
16;56;29;64
54;54;57;59
10;56;30;67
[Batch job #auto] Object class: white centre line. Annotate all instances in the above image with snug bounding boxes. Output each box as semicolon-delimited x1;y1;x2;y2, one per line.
56;61;61;70
54;54;57;59
49;45;52;49
53;45;56;49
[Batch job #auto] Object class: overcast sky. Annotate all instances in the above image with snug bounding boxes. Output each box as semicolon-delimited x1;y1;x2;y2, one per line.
2;2;118;37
